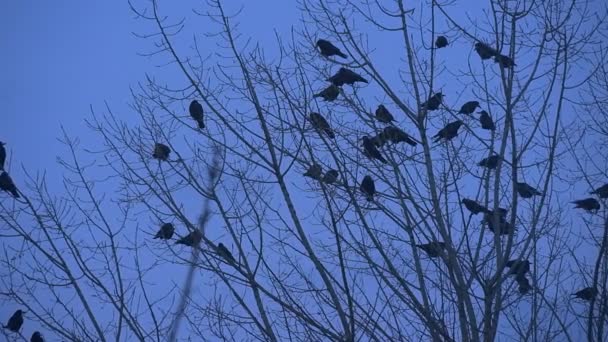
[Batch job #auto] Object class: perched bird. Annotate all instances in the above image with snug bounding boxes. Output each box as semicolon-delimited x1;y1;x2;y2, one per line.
370;134;388;149
506;259;530;276
572;198;601;212
422;92;443;111
572;287;597;301
154;223;175;240
175;230;202;247
383;126;417;146
316;39;348;59
479;110;496;131
152;143;171;161
361;136;388;164
474;42;498;60
328;68;368;86
217;243;236;263
591;184;608;198
461;198;488;215
515;274;532;295
309;112;335;139
458;101;480;115
0;171;19;198
322;169;339;184
416;242;446;258
478;155;501;169
189;100;205;129
314;84;340;102
435;36;448;49
0;141;6;170
375;105;395;124
486;207;508;219
495;54;516;68
303;163;323;180
516;182;542;198
31;331;44;342
484;212;513;235
4;309;24;332
360;175;375;201
433;120;464;143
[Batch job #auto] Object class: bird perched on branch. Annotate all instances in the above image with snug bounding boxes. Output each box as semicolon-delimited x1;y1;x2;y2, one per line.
361;136;387;164
175;230;202;247
516;182;542;198
217;243;236;263
422;92;443;111
322;169;339;184
461;198;487;215
506;259;530;277
0;141;6;170
572;198;601;212
478;155;500;169
416;242;446;258
515;274;532;294
495;54;516;68
316;39;348;59
154;223;175;240
435;36;448;49
479;110;495;131
309;112;335;139
360;175;375;201
0;171;19;198
572;287;597;301
483;211;513;235
314;84;340;102
459;101;480;115
4;309;24;332
328;68;368;86
189;100;205;129
433;120;464;142
475;42;498;60
591;183;608;198
303;163;322;180
382;126;417;146
152;143;171;161
31;331;44;342
375;105;395;124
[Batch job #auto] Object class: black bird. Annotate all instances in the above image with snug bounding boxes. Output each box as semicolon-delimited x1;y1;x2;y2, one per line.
0;171;19;198
591;183;608;198
461;198;488;215
435;36;448;49
309;112;335;139
416;242;446;258
474;42;498;60
316;39;348;59
303;163;322;180
478;155;500;169
572;287;597;301
189;100;205;129
515;274;532;295
31;331;44;342
361;136;388;164
433;120;464;143
360;175;375;201
370;133;388;148
506;259;531;276
4;309;24;332
375;105;394;124
486;207;508;218
152;143;171;161
328;68;368;86
459;101;480;115
572;198;601;212
516;182;542;198
495;54;516;68
483;212;513;235
383;126;417;146
0;141;6;170
479;110;495;131
175;230;202;247
314;84;340;102
322;169;339;184
422;92;443;111
217;243;236;263
154;223;175;240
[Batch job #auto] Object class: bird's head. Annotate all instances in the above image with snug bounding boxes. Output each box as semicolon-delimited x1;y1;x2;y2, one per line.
315;39;324;47
473;101;480;107
218;242;225;248
455;120;464;127
0;141;5;146
478;110;488;115
16;310;25;316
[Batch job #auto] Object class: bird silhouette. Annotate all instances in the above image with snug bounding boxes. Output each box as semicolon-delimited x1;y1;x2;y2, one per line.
506;259;530;277
474;42;498;60
433;120;464;142
152;143;171;161
572;198;601;212
516;182;542;198
217;243;236;263
484;212;513;235
478;111;495;131
313;84;340;102
0;171;19;198
416;242;446;258
316;39;348;58
175;230;202;247
361;136;388;164
435;36;448;49
0;141;6;170
458;101;480;115
31;331;44;342
478;155;500;169
328;68;368;86
422;92;443;111
303;164;323;180
375;105;395;124
360;175;375;201
590;184;608;198
382;126;417;146
309;112;335;139
154;223;175;240
495;54;516;68
461;198;488;215
4;309;24;332
322;169;339;184
515;274;532;294
572;287;597;301
189;100;205;129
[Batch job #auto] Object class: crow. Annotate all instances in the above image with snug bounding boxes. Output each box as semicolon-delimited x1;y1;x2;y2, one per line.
461;198;488;215
495;54;516;68
217;243;236;263
309;112;335;139
459;101;480;115
0;171;19;198
154;223;175;240
316;39;348;58
515;274;532;295
433;120;464;142
572;198;601;212
4;309;24;332
572;287;597;301
322;169;339;184
175;230;202;247
0;141;5;170
479;110;495;131
314;84;340;102
31;331;44;342
383;126;417;146
375;105;394;124
361;136;388;164
591;183;608;198
474;42;498;60
371;133;388;148
478;155;500;169
506;259;531;277
516;182;542;198
152;143;171;161
189;100;205;129
303;163;323;180
435;36;448;49
360;175;375;201
416;242;446;258
483;211;513;235
422;92;443;111
328;68;368;86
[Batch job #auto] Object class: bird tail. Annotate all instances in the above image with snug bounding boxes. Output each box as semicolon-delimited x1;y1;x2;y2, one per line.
11;189;19;198
313;93;322;98
326;129;336;139
197;120;205;129
337;52;348;59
